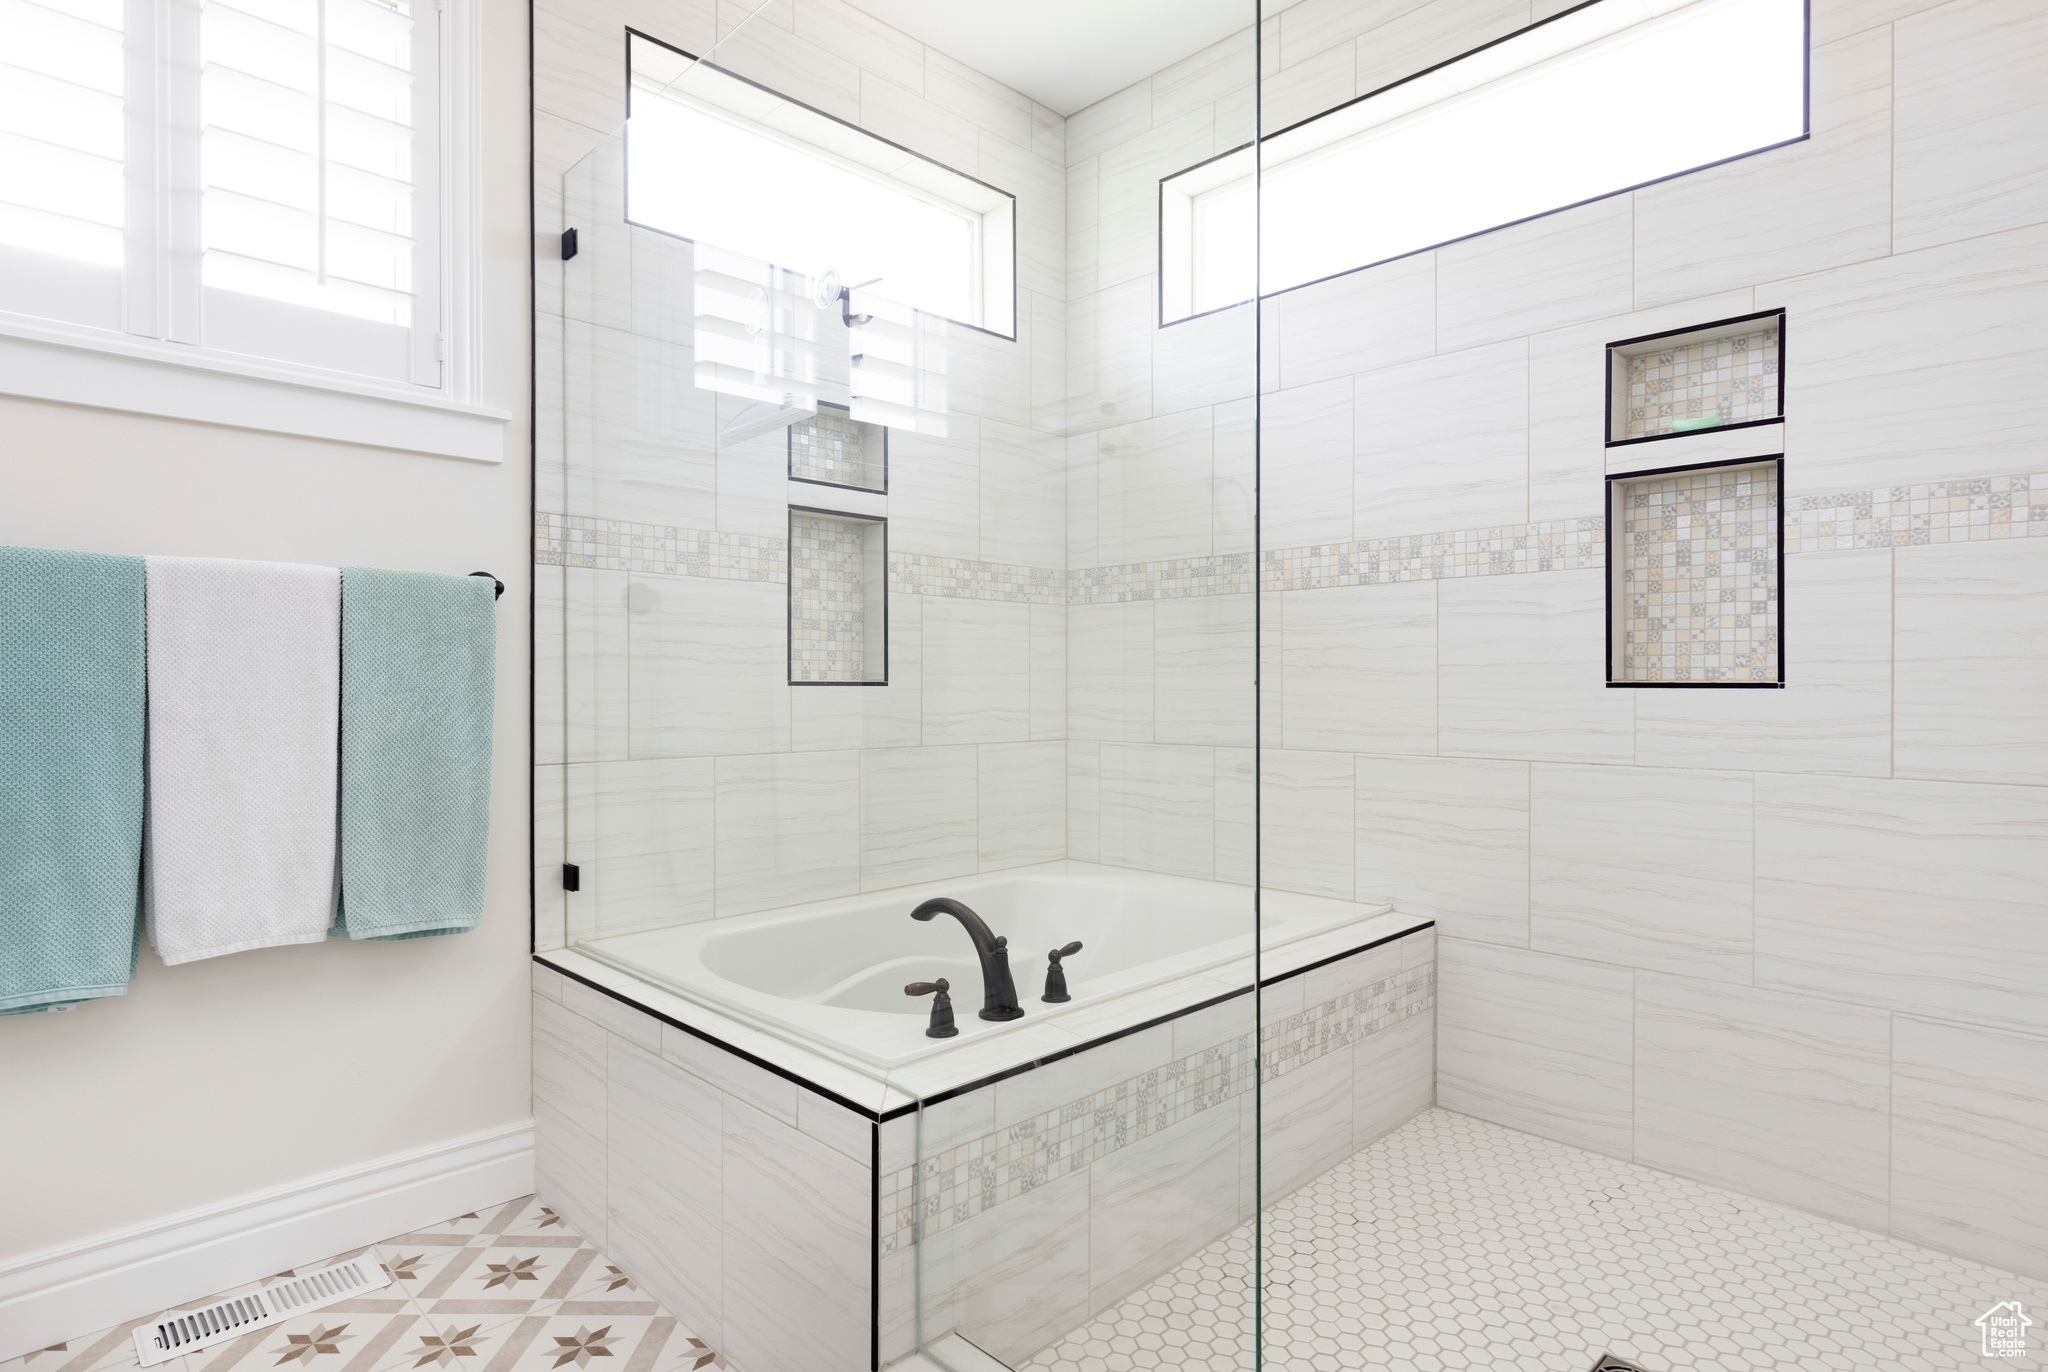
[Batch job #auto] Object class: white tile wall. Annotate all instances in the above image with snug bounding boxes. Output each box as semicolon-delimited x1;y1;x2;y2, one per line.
1529;764;1754;984
1259;750;1356;901
1435;197;1634;352
861;745;979;889
1353;339;1528;539
1437;571;1632;763
713;750;862;916
1354;754;1528;946
1436;938;1634;1158
1894;537;2048;785
1279;582;1437;754
1633;975;1892;1230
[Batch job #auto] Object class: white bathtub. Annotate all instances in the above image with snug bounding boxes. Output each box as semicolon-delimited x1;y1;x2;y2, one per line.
573;860;1391;1069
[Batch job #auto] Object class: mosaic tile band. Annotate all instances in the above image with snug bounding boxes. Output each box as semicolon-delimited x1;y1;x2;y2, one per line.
878;963;1434;1255
538;468;2048;602
789;513;875;682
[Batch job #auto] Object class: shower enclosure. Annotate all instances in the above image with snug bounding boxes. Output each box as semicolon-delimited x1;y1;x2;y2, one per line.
533;0;2048;1368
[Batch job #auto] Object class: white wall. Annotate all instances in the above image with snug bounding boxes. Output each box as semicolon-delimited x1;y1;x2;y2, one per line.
0;0;533;1271
1067;0;2048;1280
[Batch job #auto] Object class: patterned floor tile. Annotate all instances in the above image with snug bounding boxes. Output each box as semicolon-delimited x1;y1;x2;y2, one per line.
9;1201;720;1372
1026;1109;2048;1372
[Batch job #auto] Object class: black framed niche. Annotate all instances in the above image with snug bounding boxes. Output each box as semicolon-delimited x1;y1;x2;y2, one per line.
1607;309;1784;447
1606;455;1785;688
788;506;888;686
788;404;887;493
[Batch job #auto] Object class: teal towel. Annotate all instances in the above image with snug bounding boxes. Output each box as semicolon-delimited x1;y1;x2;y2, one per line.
332;568;496;941
0;546;145;1013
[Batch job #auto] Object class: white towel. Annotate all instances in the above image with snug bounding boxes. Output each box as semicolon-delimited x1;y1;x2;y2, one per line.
144;556;341;964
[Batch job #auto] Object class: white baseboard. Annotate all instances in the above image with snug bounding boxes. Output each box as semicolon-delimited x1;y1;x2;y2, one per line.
0;1121;534;1363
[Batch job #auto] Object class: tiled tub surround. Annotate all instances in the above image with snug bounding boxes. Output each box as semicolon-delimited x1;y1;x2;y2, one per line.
1611;458;1781;684
1612;313;1782;441
531;917;1435;1372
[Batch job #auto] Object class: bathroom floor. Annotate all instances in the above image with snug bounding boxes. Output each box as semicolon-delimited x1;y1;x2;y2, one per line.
1;1197;723;1372
1026;1107;2047;1372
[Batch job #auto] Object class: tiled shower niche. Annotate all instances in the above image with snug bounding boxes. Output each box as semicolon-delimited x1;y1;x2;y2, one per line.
788;507;887;684
1608;310;1783;445
788;401;886;492
1608;457;1783;687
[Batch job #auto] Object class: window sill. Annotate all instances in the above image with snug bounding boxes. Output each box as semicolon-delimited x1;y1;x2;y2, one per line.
0;314;511;463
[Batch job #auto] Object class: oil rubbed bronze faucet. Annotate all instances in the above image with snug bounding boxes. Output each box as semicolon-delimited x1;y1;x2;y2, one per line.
909;897;1024;1021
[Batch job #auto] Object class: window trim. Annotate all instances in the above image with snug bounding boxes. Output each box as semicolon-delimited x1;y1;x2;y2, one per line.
0;0;503;461
623;27;1019;343
1157;0;1814;328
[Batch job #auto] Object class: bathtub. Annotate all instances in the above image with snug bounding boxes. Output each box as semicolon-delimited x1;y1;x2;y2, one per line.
572;859;1392;1070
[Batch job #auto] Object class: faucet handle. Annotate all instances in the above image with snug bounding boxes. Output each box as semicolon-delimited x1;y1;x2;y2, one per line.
1042;942;1082;1004
905;978;959;1039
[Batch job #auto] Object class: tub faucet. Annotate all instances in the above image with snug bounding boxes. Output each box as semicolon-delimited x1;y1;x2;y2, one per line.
910;897;1024;1021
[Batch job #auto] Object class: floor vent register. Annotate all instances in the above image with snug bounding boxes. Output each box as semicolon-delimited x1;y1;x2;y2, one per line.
133;1255;392;1366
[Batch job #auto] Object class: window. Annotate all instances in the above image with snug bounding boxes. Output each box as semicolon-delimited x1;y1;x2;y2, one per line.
1161;0;1808;323
625;32;1015;339
0;0;468;396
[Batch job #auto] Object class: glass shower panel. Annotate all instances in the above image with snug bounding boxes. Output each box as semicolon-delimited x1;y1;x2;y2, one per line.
550;6;1266;1368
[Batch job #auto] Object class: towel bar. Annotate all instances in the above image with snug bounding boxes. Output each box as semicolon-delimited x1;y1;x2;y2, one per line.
468;572;504;600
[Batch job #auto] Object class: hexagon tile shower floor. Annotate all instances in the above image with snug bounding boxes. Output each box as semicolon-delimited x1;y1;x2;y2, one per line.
1025;1109;2047;1372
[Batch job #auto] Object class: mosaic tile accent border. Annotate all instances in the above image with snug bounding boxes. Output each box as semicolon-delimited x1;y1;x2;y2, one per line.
890;551;1065;604
1261;520;1605;593
1783;471;2048;554
1069;553;1254;605
878;963;1434;1255
536;513;784;582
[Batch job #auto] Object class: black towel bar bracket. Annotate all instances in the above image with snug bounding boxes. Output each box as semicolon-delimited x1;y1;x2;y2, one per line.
469;572;504;600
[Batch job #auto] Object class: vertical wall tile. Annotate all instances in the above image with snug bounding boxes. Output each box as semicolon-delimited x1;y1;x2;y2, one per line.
721;1098;871;1372
1756;775;2048;1034
1152;299;1256;419
1891;1015;2048;1280
606;1039;723;1344
1260;750;1355;901
1068;278;1154;433
935;1168;1094;1365
1154;595;1254;747
1436;197;1634;352
1097;410;1214;564
1261;1046;1354;1202
1088;1095;1242;1314
1759;223;2048;492
1637;548;1892;776
1530;764;1754;983
1275;252;1436;391
627;576;790;759
583;757;715;937
922;598;1032;744
1893;0;2048;254
1066;431;1100;568
890;421;983;561
1029;602;1068;741
791;591;923;752
1352;1011;1434;1148
714;750;862;916
1437;937;1634;1158
1067;739;1102;863
980;420;1065;569
1353;339;1529;539
1633;27;1893;307
532;994;609;1246
1895;538;2048;785
1354;754;1529;947
1100;743;1215;879
1350;0;1526;95
1634;975;1892;1230
566;567;629;763
1212;746;1256;887
1280;582;1437;755
861;745;979;890
1069;601;1155;741
1213;393;1258;558
1262;378;1355;549
979;740;1065;870
1438;571;1634;764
